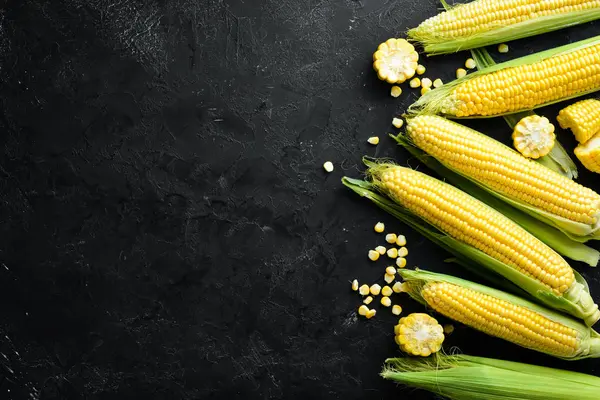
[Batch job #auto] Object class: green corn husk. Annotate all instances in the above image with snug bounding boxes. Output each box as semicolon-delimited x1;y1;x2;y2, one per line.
410;0;600;55
343;160;600;325
382;354;600;399
469;47;578;180
398;269;600;359
408;35;600;118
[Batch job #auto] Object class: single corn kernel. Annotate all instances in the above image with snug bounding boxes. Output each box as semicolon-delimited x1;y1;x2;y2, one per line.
498;43;509;53
352;279;359;291
421;78;432;89
390;85;402;98
416;64;426;75
392;281;406;293
392;118;404;128
386;266;397;275
375;245;387;255
363;296;373;304
384;273;395;284
370;283;382;296
410;77;421;88
323;161;334;172
398;247;408;257
433;78;443;88
396;235;406;246
387;248;398;259
381;296;392;307
386;233;397;243
444;324;455;335
392;305;402;315
373;38;419;84
366;309;377;319
382;285;393;297
456;68;467;79
359;284;370;296
396;257;407;268
374;222;385;233
465;58;476;69
358;305;369;316
368;250;380;261
420;87;431;96
367;136;379;145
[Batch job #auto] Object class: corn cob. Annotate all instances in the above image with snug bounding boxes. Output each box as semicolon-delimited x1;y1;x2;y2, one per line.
405;115;600;239
409;36;600;117
367;162;598;325
512;115;556;159
575;133;600;173
557;99;600;144
399;269;600;360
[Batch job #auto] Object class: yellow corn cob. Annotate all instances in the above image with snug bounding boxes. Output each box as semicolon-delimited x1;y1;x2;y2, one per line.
512;115;556;159
557;99;600;144
394;313;444;357
575;133;600;173
406;115;600;228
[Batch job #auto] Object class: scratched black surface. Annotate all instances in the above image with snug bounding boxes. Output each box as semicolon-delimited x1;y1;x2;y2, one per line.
1;0;600;399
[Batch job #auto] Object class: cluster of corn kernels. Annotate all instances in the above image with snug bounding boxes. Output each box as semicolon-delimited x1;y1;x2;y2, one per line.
370;222;409;269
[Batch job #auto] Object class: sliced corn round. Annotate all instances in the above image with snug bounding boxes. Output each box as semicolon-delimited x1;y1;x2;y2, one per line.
395;313;444;357
373;38;419;84
512;115;556;159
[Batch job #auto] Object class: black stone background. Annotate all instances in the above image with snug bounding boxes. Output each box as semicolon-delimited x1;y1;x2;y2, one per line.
1;0;600;399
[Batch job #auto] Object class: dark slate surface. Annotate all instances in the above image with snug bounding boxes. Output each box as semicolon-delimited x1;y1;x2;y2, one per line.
1;1;600;399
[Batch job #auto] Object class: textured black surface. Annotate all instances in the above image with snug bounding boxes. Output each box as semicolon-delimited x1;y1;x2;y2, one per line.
2;1;600;399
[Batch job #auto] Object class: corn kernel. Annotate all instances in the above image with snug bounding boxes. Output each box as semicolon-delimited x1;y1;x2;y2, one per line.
498;43;509;53
384;273;395;284
465;58;476;69
367;136;379;145
385;233;397;243
370;283;382;296
421;78;432;89
386;266;397;275
363;296;373;304
420;87;431;96
444;324;455;334
368;250;380;261
390;85;402;98
392;305;402;315
387;248;398;258
323;161;334;172
410;78;421;88
358;305;369;316
392;281;404;293
375;245;387;255
352;279;359;291
392;118;404;128
381;296;392;307
359;284;370;296
382;285;393;296
416;64;426;75
433;78;443;88
396;257;407;268
374;222;385;233
366;309;377;319
456;68;467;79
398;247;408;257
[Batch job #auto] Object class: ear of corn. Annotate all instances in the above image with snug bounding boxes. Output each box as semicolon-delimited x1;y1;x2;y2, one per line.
405;115;600;241
575;133;600;173
381;354;600;399
512;115;556;159
557;99;600;144
398;269;600;360
409;0;600;55
409;36;600;117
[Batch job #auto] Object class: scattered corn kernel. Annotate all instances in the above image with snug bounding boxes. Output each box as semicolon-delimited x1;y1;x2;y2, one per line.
390;85;402;97
363;296;373;304
323;161;334;172
421;78;432;89
381;296;392;307
359;284;370;296
370;283;382;296
385;233;397;243
352;279;359;291
498;43;509;53
375;245;387;255
409;77;421;88
392;305;403;315
395;235;406;246
416;64;426;75
382;285;393;296
393;281;407;293
444;324;455;334
387;248;398;258
367;136;379;145
456;68;467;79
366;309;377;319
384;273;395;284
358;305;369;316
392;118;404;128
420;87;431;96
465;58;476;69
368;250;380;261
386;266;397;275
396;257;407;268
433;78;443;88
398;247;408;257
374;222;385;233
